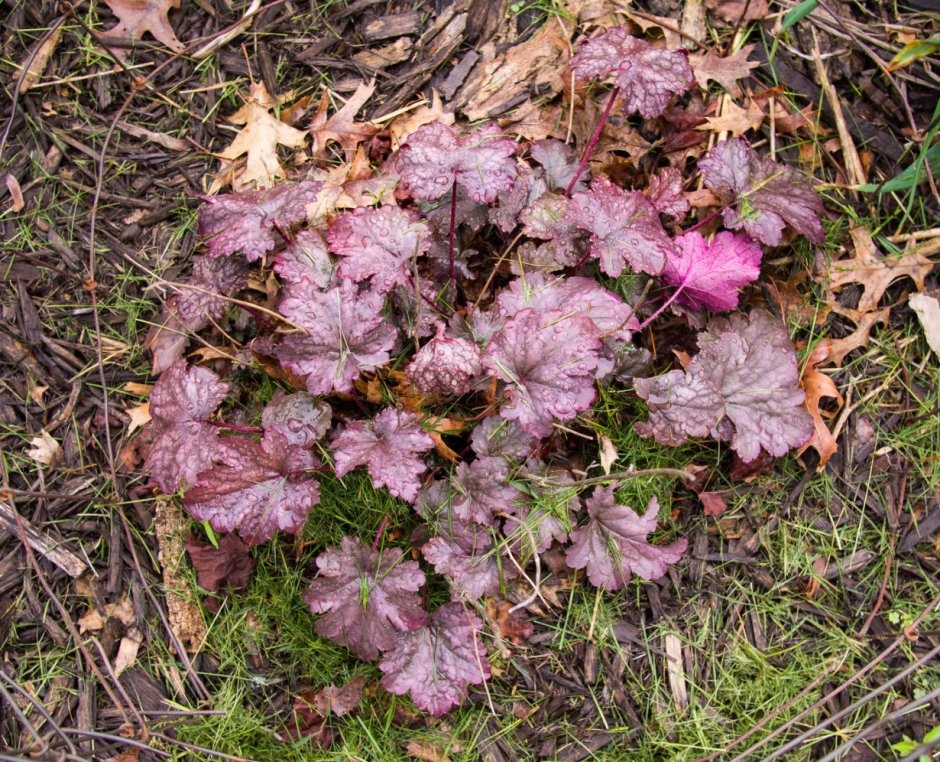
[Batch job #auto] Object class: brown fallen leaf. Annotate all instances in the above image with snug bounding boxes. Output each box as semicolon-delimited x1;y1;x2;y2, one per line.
5;174;24;212
113;631;142;677
126;401;151;434
598;434;617;475
209;82;307;193
27;431;61;466
699;492;729;517
688;45;758;99
819;305;890;367
99;0;184;59
388;90;454;150
705;0;769;24
697;98;765;137
19;26;63;92
309;80;379;161
78;595;136;633
828;227;935;313
407;742;452;762
797;343;844;467
909;292;940;358
487;599;533;645
308;676;366;717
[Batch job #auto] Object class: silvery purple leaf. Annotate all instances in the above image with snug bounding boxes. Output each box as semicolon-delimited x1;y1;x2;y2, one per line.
273;229;333;288
261;391;332;448
406;327;483;395
451;456;522;525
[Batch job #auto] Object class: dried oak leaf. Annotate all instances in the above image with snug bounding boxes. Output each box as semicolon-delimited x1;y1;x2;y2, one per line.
663;230;763;313
406;327;483;395
451;456;522;525
699;138;825;246
198;180;322;261
530;139;590;194
261;390;332;448
483;308;602;437
303;536;426;660
148;361;230;492
183;434;320;545
379;602;490;716
329;206;431;293
697;98;765;137
567;177;674;276
634;309;814;462
277;279;397;395
396;122;518;203
796;343;844;467
646;166;689;222
211;82;308;193
185;533;256;593
688;46;758;98
273;229;334;288
99;0;183;58
566;487;686;590
309;80;379;161
331;408;434;503
828;226;935;313
571;28;693;118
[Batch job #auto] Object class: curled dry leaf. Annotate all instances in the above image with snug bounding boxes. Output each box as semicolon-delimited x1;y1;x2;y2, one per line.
796;343;844;467
99;0;184;59
309;80;379;160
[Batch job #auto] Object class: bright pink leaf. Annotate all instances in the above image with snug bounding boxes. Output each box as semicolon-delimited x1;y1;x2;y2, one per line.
396;122;518;203
566;488;687;590
276;279;397;395
331;409;434;503
148;361;230;492
571;29;694;118
303;537;426;661
567;177;674;276
273;229;333;288
198;181;322;261
663;230;763;312
634;309;815;461
183;433;320;545
483;308;602;437
698;138;825;246
329;206;431;293
406;327;483;395
646;166;689;222
379;602;490;716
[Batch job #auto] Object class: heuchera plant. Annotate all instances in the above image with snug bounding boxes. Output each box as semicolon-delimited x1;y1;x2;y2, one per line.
144;27;823;717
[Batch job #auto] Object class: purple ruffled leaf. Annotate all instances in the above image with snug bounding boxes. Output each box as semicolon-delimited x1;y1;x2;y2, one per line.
518;193;584;271
483;308;602;437
148;361;230;492
261;391;332;448
567;177;674;277
379;602;490;716
303;537;426;661
470;416;535;461
488;163;546;234
331;409;434;503
198;181;322;261
663;230;763;313
406;327;483;395
699;138;825;246
451;456;522;525
571;28;693;118
183;433;320;545
646;166;689;222
634;309;814;462
566;487;686;590
276;279;397;395
422;522;507;599
329;206;431;293
273;229;333;288
530;139;590;194
396;122;518;204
